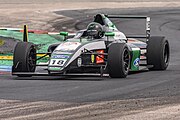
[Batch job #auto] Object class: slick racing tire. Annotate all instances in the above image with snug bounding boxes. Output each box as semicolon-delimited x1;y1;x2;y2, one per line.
48;43;59;53
12;42;36;77
147;36;170;70
108;43;130;78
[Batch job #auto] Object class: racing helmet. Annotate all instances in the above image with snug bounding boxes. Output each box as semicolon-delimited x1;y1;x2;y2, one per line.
87;22;104;39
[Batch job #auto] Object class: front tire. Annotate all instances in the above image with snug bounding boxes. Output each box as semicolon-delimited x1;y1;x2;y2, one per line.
108;43;130;78
12;42;36;77
147;36;170;70
48;43;59;53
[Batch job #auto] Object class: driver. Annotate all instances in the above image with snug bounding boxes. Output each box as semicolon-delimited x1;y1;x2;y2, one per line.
86;22;105;39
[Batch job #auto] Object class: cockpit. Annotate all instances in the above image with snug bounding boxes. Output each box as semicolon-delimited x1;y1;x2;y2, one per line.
74;22;105;40
73;14;118;40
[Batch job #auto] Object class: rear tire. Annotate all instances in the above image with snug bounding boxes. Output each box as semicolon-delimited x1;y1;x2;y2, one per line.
108;43;130;78
12;42;36;77
147;36;170;70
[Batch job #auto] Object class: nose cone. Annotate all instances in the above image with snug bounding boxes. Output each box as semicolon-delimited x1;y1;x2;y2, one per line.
54;42;81;53
48;42;82;72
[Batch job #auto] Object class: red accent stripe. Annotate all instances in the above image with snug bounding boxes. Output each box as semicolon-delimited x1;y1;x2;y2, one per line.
0;71;10;75
20;30;48;34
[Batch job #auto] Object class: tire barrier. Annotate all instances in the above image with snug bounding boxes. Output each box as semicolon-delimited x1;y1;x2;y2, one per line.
0;65;12;71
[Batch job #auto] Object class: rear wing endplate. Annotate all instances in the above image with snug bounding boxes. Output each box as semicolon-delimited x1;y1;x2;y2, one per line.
105;15;150;42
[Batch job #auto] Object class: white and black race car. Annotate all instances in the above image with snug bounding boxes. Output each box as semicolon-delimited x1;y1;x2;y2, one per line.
12;14;170;78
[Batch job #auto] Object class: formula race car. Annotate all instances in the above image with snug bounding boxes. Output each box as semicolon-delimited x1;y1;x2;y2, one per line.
12;14;170;78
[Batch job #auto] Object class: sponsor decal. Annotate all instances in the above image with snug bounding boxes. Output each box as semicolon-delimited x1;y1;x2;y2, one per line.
48;67;63;71
114;32;121;39
49;59;67;66
53;52;73;55
77;58;82;67
55;42;81;52
91;54;95;63
96;50;104;64
114;32;126;40
52;54;70;59
146;17;150;30
133;58;140;67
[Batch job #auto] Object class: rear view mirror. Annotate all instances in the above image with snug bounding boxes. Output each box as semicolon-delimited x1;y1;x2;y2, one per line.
105;32;115;37
60;32;69;41
60;32;69;36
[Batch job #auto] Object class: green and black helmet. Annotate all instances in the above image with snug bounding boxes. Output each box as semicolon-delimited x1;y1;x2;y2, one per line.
87;22;104;39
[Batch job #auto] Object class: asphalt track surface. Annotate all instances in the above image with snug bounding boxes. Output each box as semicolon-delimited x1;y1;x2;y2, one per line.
0;7;180;119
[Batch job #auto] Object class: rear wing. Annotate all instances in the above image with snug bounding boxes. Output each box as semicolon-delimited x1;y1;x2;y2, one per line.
105;15;150;42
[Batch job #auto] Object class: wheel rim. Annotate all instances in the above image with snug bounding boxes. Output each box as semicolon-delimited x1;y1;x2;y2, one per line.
164;42;169;65
123;48;130;73
27;47;36;72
